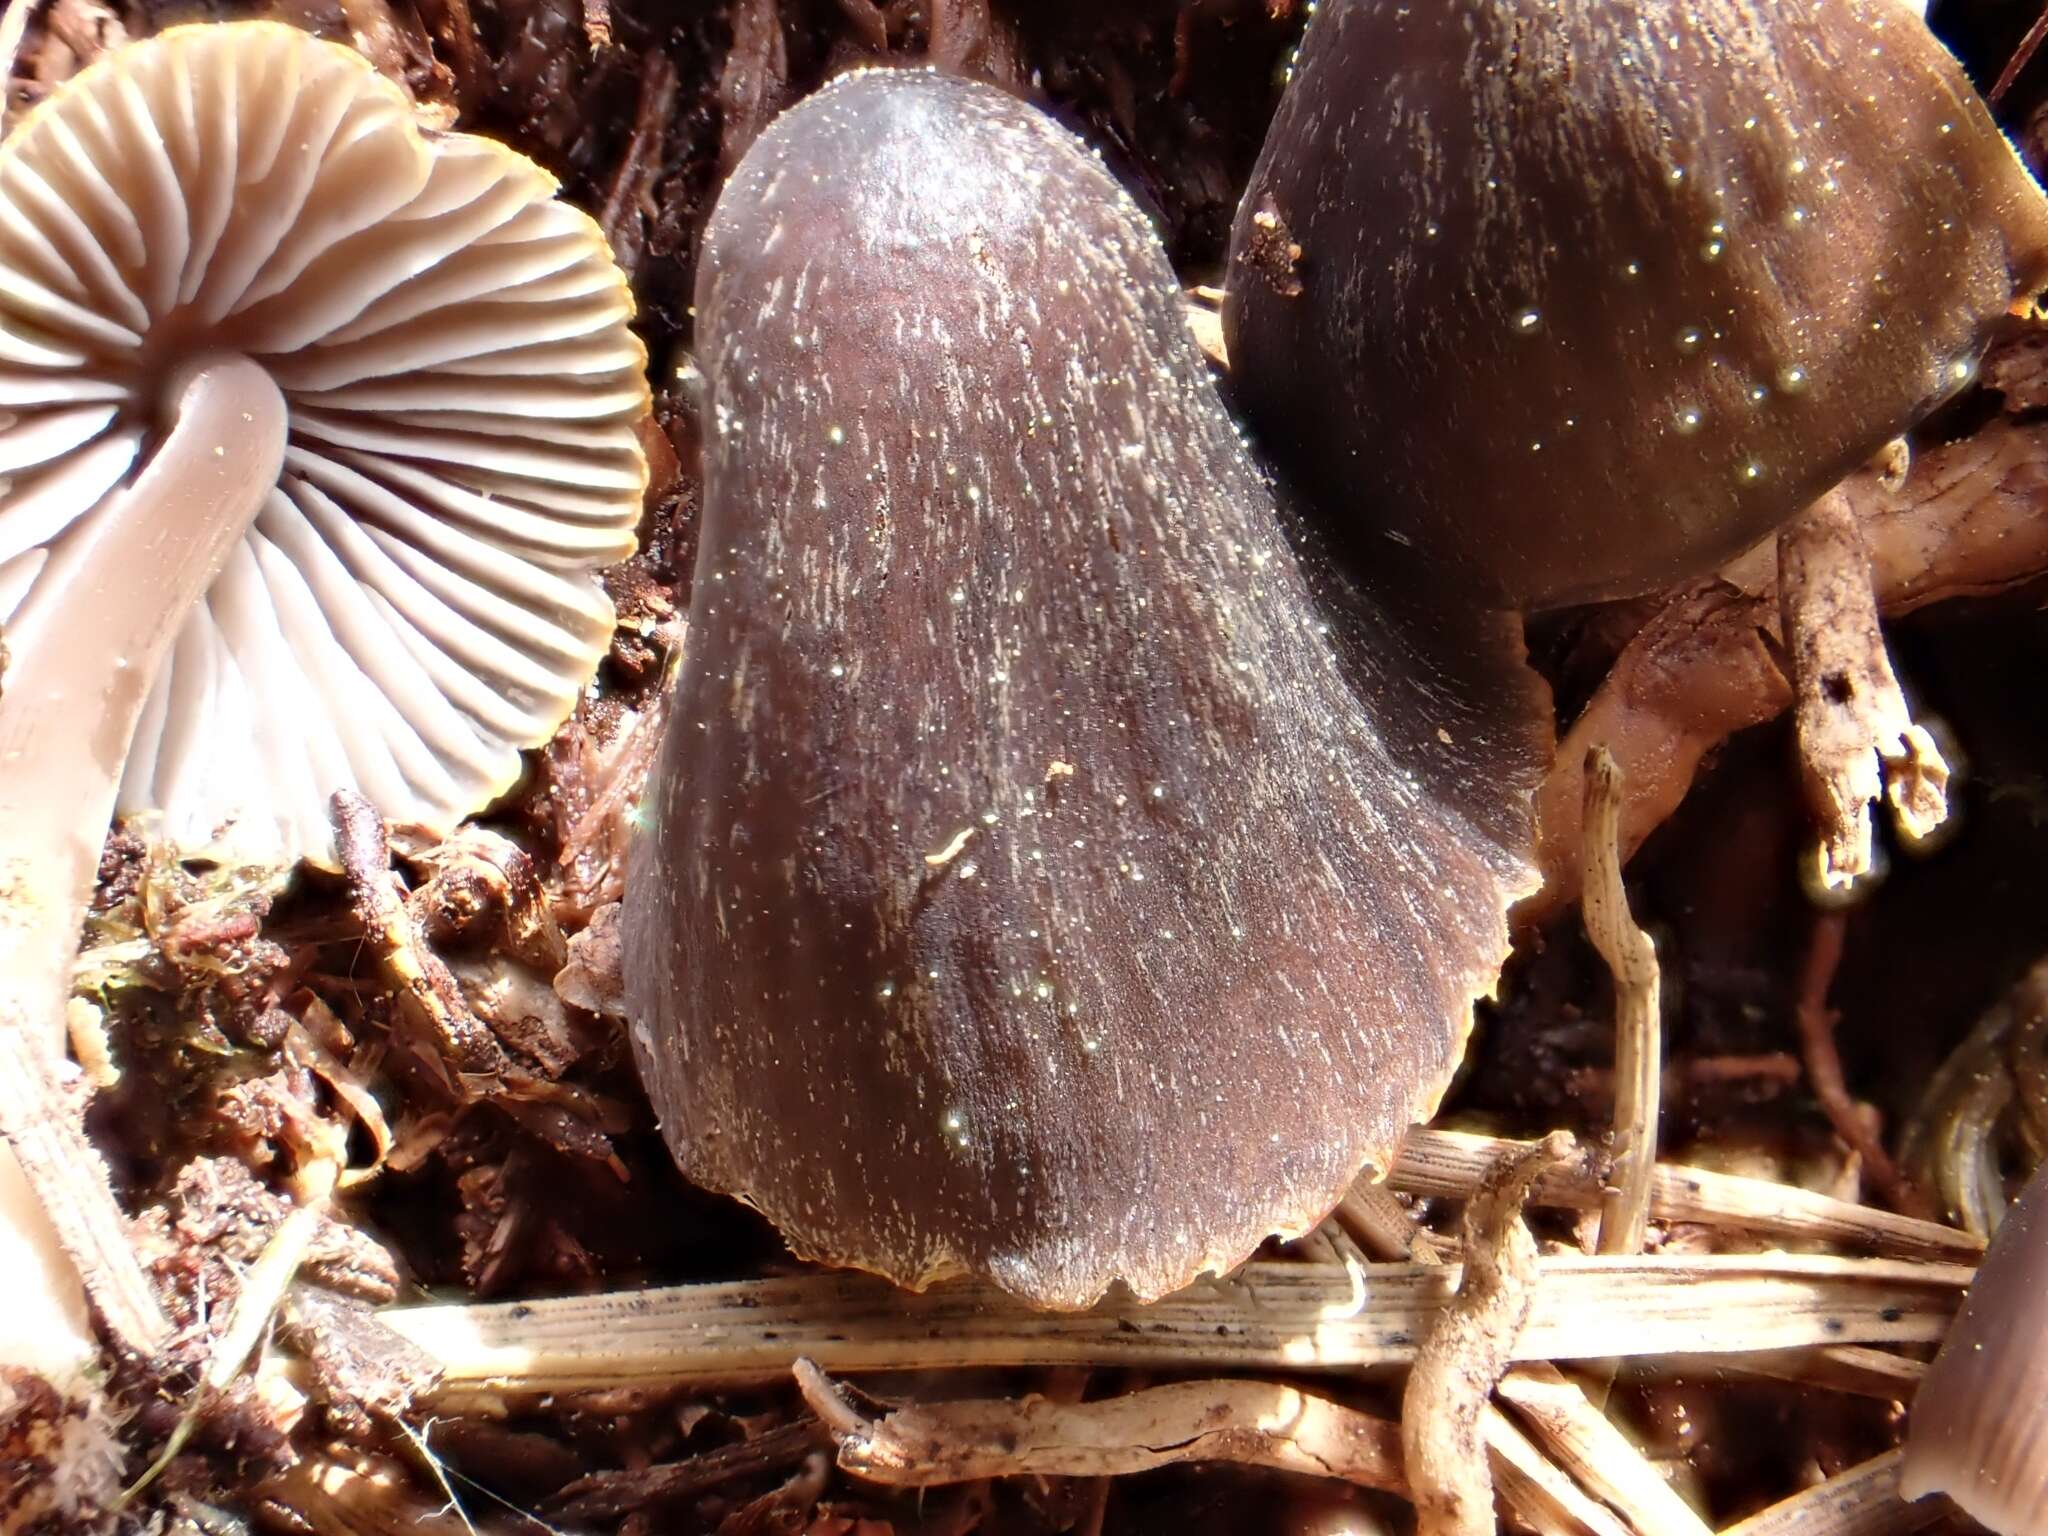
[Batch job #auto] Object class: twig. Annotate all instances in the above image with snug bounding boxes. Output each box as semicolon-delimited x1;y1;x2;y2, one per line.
1794;912;1924;1215
1390;1129;1976;1261
383;1254;1966;1402
0;1021;169;1357
1779;486;1950;893
1404;1134;1575;1536
1496;1364;1712;1536
1582;748;1663;1256
596;52;677;279
1529;586;1790;913
1720;1449;1945;1536
1991;2;2048;104
795;1364;1407;1492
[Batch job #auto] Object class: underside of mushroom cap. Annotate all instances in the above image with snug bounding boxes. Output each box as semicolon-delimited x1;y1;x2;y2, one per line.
625;68;1548;1309
0;22;648;865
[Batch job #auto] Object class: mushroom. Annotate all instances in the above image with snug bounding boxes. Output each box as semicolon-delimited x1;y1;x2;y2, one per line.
624;68;1548;1308
1901;1162;2048;1535
0;21;646;1340
1223;0;2048;611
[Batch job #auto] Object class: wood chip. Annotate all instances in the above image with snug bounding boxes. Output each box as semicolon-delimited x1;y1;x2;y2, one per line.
1778;485;1950;893
796;1365;1407;1492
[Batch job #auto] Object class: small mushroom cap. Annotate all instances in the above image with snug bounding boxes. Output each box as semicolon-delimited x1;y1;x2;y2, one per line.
624;69;1546;1308
1224;0;2048;610
0;22;648;864
1902;1164;2048;1535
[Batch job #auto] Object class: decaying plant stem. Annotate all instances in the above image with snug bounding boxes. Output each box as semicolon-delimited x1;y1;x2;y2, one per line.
795;1364;1408;1492
1778;485;1951;893
1581;748;1662;1256
1719;1448;1942;1536
1403;1132;1575;1536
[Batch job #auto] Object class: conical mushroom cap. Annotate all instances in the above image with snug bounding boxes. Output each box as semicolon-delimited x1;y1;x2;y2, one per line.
0;23;648;865
1225;0;2048;610
624;69;1547;1308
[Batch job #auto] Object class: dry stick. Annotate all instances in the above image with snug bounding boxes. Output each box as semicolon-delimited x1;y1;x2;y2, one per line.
1718;1450;1944;1536
1582;747;1663;1257
1404;1133;1576;1536
384;1254;1965;1402
1390;1129;1975;1262
794;1363;1407;1493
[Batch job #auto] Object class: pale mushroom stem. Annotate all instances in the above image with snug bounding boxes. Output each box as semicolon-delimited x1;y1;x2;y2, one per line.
0;354;288;1046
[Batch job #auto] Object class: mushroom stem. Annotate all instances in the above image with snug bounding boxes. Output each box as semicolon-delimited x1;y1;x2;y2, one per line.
0;353;287;1042
0;355;285;1359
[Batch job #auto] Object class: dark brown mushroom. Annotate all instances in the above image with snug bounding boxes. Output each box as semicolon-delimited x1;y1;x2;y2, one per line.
624;68;1548;1308
1901;1162;2048;1534
1224;0;2048;610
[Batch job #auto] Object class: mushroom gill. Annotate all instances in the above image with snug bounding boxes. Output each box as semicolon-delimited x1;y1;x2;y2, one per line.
0;21;648;872
624;69;1547;1309
0;21;645;1124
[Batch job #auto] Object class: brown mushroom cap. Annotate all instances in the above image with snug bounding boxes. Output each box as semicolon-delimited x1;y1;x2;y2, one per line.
624;69;1546;1308
1224;0;2048;610
1902;1163;2048;1534
0;21;648;866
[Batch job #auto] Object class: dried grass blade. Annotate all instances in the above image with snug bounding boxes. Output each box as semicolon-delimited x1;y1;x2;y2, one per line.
1486;1405;1634;1536
1497;1364;1712;1536
384;1255;1964;1402
1719;1450;1943;1536
1391;1130;1978;1262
